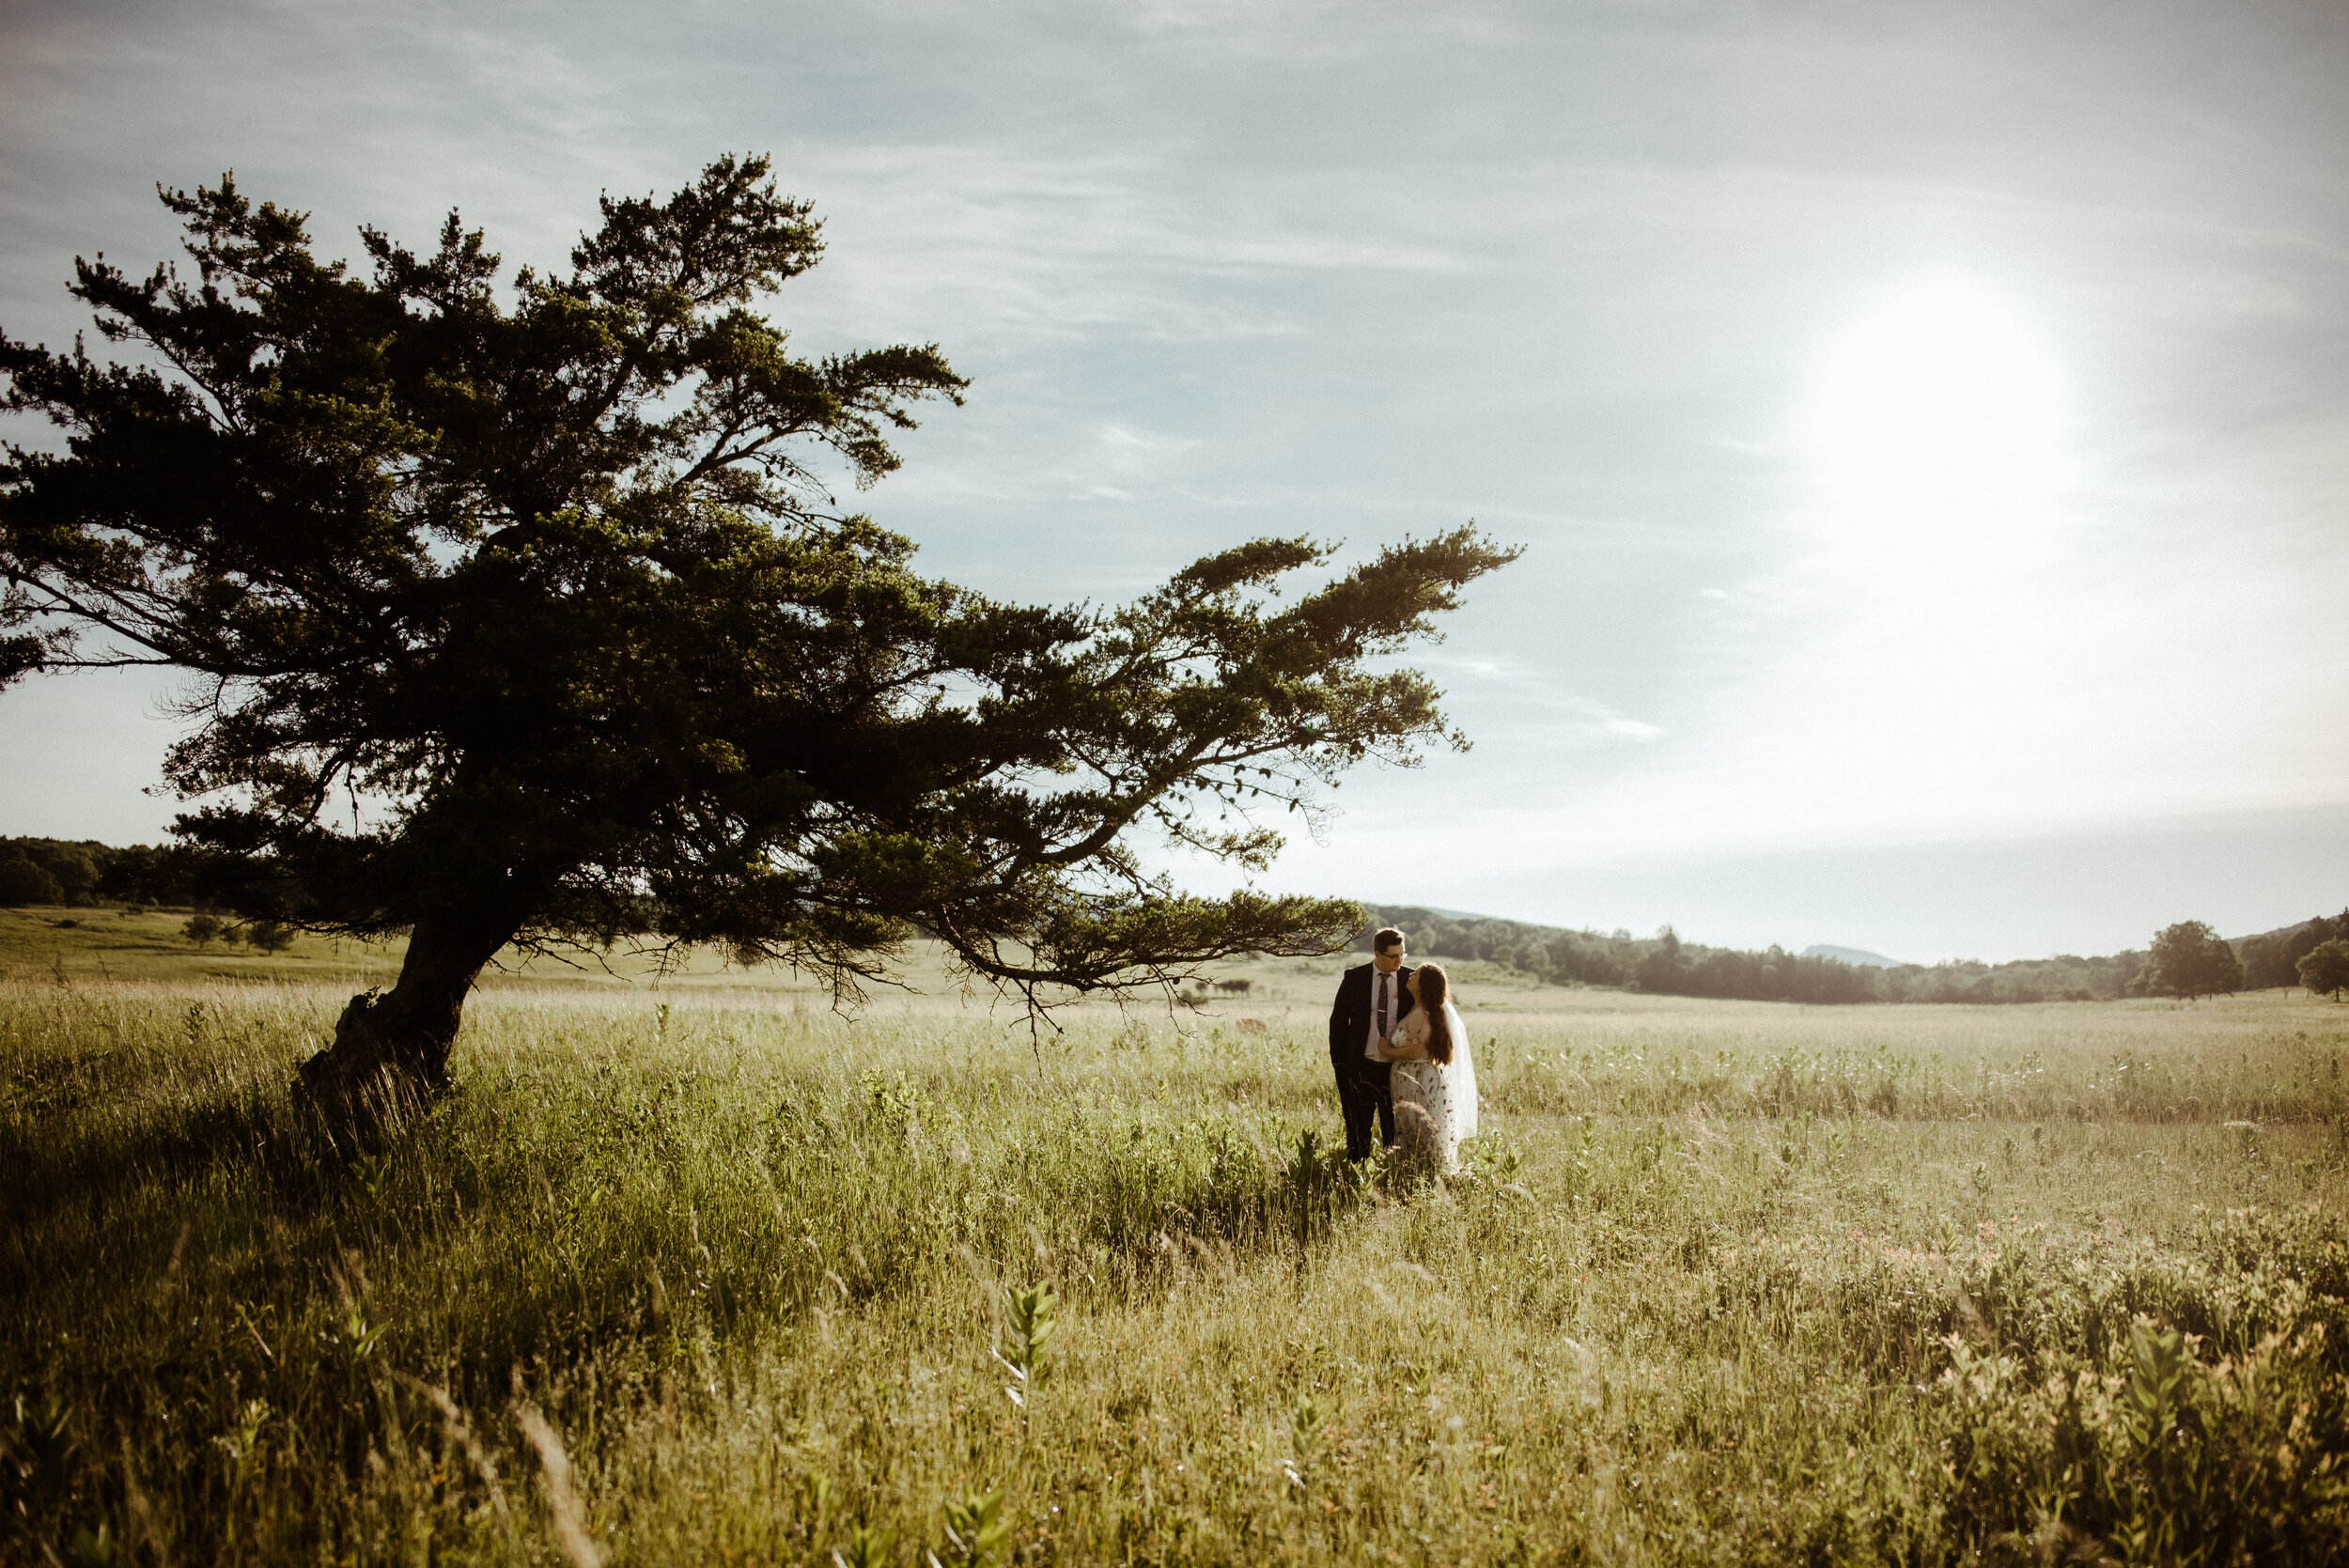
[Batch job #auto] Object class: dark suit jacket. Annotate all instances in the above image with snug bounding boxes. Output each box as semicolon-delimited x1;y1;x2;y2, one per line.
1328;960;1419;1064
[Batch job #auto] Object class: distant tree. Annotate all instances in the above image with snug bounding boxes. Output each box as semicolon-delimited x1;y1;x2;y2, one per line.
2240;925;2315;990
2143;920;2244;1001
1349;902;2170;1007
2238;934;2288;990
0;156;1517;1120
181;912;224;948
2300;939;2349;1001
97;843;208;907
2277;915;2348;987
243;919;295;954
41;844;97;905
0;847;64;906
5;839;99;904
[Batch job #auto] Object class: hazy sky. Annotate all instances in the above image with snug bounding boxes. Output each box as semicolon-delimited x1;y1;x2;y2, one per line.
5;0;2346;961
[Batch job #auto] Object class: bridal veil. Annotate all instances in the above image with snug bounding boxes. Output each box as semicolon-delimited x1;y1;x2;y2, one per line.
1441;1000;1477;1143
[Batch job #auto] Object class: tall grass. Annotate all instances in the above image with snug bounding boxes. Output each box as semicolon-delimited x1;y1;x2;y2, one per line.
4;979;2347;1564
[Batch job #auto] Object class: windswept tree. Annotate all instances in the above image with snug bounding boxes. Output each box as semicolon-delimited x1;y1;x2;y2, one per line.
2142;920;2244;1002
0;156;1518;1118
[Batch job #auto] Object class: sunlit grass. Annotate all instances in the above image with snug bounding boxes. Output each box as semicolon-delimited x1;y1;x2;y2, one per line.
4;976;2347;1563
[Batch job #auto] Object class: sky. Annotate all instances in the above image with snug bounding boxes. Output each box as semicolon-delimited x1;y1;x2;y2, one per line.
3;0;2346;962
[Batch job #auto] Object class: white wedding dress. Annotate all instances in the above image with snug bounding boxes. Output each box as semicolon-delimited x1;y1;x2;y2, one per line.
1388;1000;1478;1173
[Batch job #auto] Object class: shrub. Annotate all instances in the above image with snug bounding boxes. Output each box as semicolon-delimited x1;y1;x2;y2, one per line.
1929;1207;2349;1560
1937;1318;2349;1560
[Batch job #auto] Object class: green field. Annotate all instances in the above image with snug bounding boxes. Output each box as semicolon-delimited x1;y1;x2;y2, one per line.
5;907;2348;1564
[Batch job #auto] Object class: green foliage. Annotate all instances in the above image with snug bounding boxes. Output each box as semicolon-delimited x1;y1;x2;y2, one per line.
180;911;224;948
0;160;1515;1032
933;1486;1008;1568
17;842;97;906
2248;913;2349;990
994;1282;1057;1405
91;842;208;907
833;1521;894;1568
242;919;296;955
2146;919;2247;1001
2303;939;2349;1001
1938;1307;2349;1561
0;838;116;908
0;837;206;909
0;848;62;908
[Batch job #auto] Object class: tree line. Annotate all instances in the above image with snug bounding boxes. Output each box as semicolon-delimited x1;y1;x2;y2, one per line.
9;840;2342;1001
1357;905;2349;1004
0;836;303;950
0;836;208;908
2241;913;2349;996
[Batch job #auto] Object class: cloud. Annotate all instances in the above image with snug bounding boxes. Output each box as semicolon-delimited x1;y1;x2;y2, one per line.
5;0;2348;955
1536;696;1663;742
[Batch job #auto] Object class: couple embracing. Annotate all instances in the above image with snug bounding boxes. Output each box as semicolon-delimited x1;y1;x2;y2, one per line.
1326;926;1479;1172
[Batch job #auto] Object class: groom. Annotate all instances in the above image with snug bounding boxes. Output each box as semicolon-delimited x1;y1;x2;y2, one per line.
1326;926;1417;1160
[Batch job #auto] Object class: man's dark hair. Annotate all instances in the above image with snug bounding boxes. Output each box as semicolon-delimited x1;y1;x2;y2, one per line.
1374;926;1406;953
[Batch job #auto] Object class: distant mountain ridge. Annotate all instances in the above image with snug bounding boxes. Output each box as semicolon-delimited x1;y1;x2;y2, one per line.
1800;943;1906;969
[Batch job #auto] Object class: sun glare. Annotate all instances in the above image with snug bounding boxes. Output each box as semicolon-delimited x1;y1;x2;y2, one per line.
1753;274;2089;828
1805;275;2070;577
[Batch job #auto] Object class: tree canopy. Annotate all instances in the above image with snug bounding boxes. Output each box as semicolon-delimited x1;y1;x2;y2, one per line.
0;836;205;907
2243;911;2349;990
0;844;66;906
2300;939;2349;1001
2142;919;2243;1001
0;155;1518;1114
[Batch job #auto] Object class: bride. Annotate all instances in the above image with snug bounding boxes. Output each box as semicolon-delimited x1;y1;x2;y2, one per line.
1380;961;1478;1174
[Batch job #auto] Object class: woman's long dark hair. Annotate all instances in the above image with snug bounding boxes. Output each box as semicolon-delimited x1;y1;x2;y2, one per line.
1417;963;1453;1063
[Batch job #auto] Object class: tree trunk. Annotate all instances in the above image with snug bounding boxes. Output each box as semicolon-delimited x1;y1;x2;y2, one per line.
298;914;517;1134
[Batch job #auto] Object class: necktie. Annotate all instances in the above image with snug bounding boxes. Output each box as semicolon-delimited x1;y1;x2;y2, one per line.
1374;972;1389;1046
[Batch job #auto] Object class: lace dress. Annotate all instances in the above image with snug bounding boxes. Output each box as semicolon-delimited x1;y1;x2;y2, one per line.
1387;1001;1477;1174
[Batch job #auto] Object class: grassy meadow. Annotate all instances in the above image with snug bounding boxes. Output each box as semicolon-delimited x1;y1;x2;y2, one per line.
5;906;2349;1564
